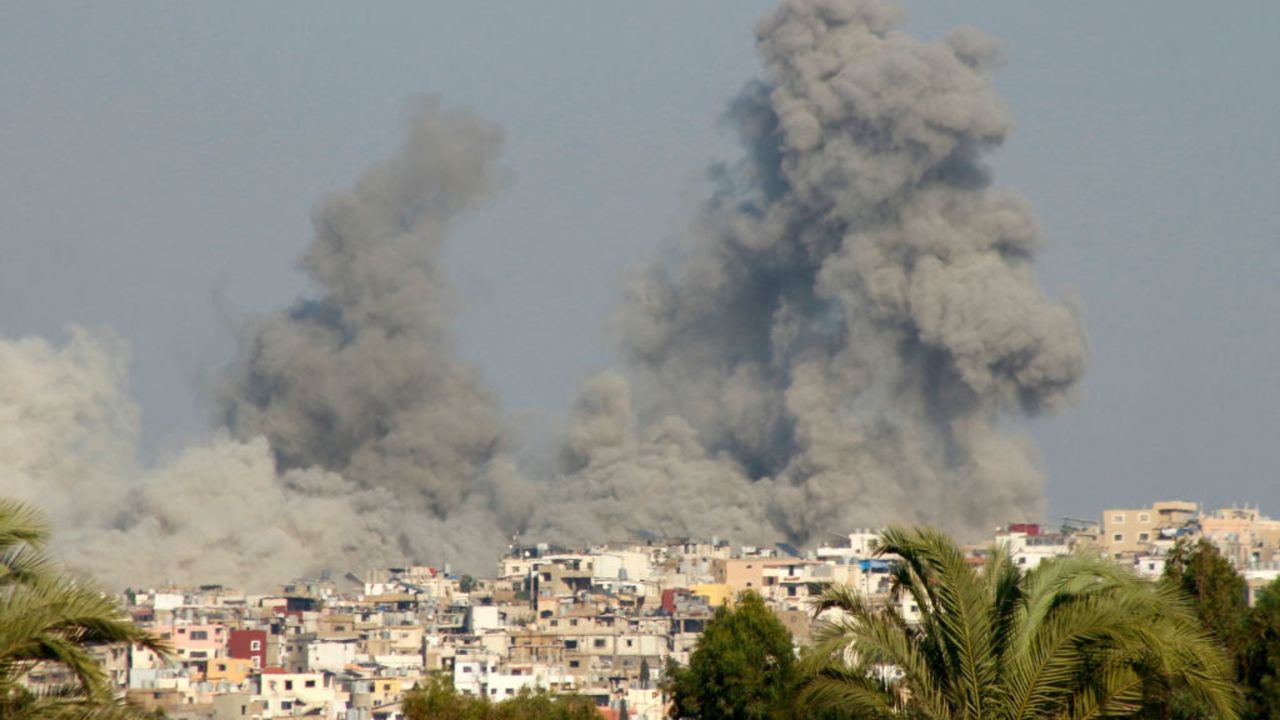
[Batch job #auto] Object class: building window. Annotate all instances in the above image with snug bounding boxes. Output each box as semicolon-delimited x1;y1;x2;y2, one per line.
305;680;316;688
252;657;261;668
1113;533;1124;542
1138;513;1150;523
1112;514;1125;524
190;630;208;640
250;640;261;651
1138;533;1150;542
569;660;580;668
594;639;606;648
284;680;293;691
564;640;577;649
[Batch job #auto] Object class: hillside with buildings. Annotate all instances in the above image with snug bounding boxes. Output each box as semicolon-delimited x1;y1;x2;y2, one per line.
22;500;1280;720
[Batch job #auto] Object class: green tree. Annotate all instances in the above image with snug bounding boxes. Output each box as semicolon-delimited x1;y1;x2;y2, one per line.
1162;539;1251;661
402;675;490;720
799;526;1240;720
667;591;797;720
1156;539;1252;719
0;498;168;718
402;675;596;720
1240;577;1280;720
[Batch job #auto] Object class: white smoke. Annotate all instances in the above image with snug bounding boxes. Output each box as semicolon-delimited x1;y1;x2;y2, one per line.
0;328;135;533
0;325;516;590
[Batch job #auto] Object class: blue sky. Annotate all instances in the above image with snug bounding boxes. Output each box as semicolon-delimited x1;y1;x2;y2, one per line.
1;1;1276;524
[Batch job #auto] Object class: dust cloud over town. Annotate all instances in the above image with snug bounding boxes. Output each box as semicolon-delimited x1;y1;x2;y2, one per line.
0;0;1084;589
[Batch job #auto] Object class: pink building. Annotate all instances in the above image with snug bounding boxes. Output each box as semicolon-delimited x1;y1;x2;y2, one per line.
169;623;228;664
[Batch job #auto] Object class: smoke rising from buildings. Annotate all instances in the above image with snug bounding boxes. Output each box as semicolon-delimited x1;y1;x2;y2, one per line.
218;96;530;558
536;0;1086;546
0;0;1085;588
0;100;526;588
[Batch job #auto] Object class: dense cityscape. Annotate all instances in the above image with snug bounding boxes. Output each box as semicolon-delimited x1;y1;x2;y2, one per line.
9;500;1274;719
3;0;1277;718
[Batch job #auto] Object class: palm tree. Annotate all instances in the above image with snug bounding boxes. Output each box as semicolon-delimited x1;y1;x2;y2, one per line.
0;498;168;718
799;526;1240;720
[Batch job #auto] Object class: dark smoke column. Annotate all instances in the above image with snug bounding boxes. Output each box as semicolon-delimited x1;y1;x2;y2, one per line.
221;98;526;565
552;0;1087;545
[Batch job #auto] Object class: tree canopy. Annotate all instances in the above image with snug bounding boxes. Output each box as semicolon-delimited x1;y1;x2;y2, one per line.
667;591;797;720
799;526;1240;720
1163;539;1280;720
1243;577;1280;719
402;675;597;720
1163;539;1251;660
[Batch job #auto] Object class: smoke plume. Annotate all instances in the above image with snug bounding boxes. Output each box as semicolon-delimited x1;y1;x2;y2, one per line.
0;99;525;588
0;0;1085;589
536;0;1086;545
218;96;529;557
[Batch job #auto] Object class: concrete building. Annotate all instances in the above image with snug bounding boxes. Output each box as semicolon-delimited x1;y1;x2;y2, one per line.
229;628;267;669
1101;500;1197;556
1201;506;1280;566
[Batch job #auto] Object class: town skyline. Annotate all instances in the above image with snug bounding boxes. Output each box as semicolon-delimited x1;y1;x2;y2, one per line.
54;497;1280;719
3;1;1278;718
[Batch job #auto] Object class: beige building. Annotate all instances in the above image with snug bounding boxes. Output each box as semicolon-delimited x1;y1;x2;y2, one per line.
205;657;254;686
1201;506;1280;566
1101;500;1197;555
709;557;800;592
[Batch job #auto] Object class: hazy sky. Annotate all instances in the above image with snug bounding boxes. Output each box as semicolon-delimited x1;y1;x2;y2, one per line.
1;2;1276;527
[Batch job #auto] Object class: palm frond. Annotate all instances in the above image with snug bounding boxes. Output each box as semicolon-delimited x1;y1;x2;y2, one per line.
0;498;164;718
0;499;50;552
800;527;1241;720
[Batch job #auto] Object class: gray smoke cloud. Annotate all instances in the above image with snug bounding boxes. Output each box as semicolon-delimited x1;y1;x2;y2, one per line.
1;0;1085;589
0;99;527;589
536;0;1086;546
219;96;529;556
